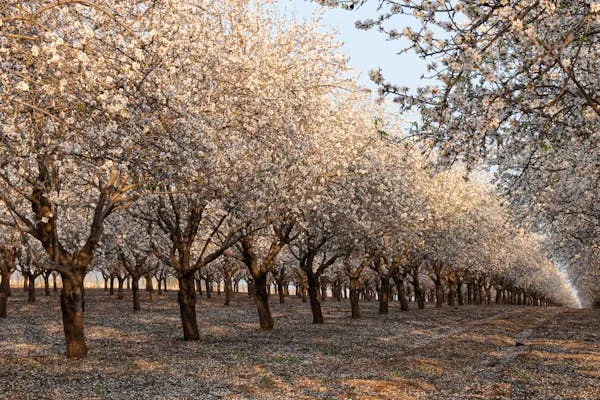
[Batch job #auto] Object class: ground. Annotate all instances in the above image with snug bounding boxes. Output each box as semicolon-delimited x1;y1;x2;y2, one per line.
1;288;599;400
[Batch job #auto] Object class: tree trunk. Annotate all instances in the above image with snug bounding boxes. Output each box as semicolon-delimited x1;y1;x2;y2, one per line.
447;279;456;307
457;280;464;306
393;276;409;312
103;277;108;291
23;275;28;292
132;277;141;311
177;274;200;340
349;277;361;318
277;280;284;304
109;276;114;295
43;274;50;296
0;271;9;318
195;277;203;295
378;276;390;315
157;277;162;295
53;273;58;292
145;274;154;302
307;272;324;324
205;278;212;299
412;275;425;309
28;275;36;303
253;273;274;331
60;273;87;358
163;278;168;292
224;271;233;306
117;278;125;300
253;273;273;330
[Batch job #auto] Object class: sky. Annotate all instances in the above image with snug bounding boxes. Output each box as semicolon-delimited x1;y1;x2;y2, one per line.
274;1;427;95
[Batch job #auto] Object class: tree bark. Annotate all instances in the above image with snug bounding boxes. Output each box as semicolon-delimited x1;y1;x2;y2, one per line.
447;278;456;307
393;276;409;312
349;276;361;318
253;273;273;330
145;274;154;302
109;276;115;295
307;272;324;324
43;273;51;296
132;277;141;311
177;274;200;340
378;276;390;315
117;278;125;300
277;280;284;304
224;270;233;306
60;273;87;358
412;274;425;309
457;280;464;306
27;275;36;303
205;278;212;299
0;271;9;318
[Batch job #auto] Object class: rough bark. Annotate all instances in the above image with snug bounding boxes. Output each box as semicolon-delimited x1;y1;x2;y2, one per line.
457;280;464;306
412;272;425;309
350;277;361;319
60;273;87;358
224;270;233;306
0;271;9;318
177;274;200;340
393;275;409;312
253;273;273;330
378;276;390;315
307;272;324;324
27;275;36;303
132;277;141;311
43;273;51;296
145;273;154;302
117;278;125;300
109;276;115;295
277;280;284;304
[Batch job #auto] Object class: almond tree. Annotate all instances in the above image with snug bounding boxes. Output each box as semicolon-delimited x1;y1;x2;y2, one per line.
0;1;147;357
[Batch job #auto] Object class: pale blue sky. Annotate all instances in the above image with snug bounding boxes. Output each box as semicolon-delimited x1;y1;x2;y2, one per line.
274;1;427;94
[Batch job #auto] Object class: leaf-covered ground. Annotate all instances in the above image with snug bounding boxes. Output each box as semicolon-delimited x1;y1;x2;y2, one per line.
1;288;599;399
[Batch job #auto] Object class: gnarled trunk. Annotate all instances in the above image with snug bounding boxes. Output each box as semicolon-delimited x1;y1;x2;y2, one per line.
0;271;10;318
447;278;456;307
145;274;154;302
109;276;115;295
224;270;233;306
43;273;51;296
349;276;361;319
27;275;36;303
205;278;212;299
378;276;390;315
393;276;409;312
117;278;125;300
307;272;324;324
277;280;284;304
61;273;87;358
253;273;273;330
177;274;199;340
457;280;464;306
132;277;141;311
435;280;444;308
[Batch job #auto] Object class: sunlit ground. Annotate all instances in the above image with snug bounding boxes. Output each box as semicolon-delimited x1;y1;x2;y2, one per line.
1;289;599;399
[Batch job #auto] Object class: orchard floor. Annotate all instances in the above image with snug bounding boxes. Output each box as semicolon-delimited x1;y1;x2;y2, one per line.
1;289;599;400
